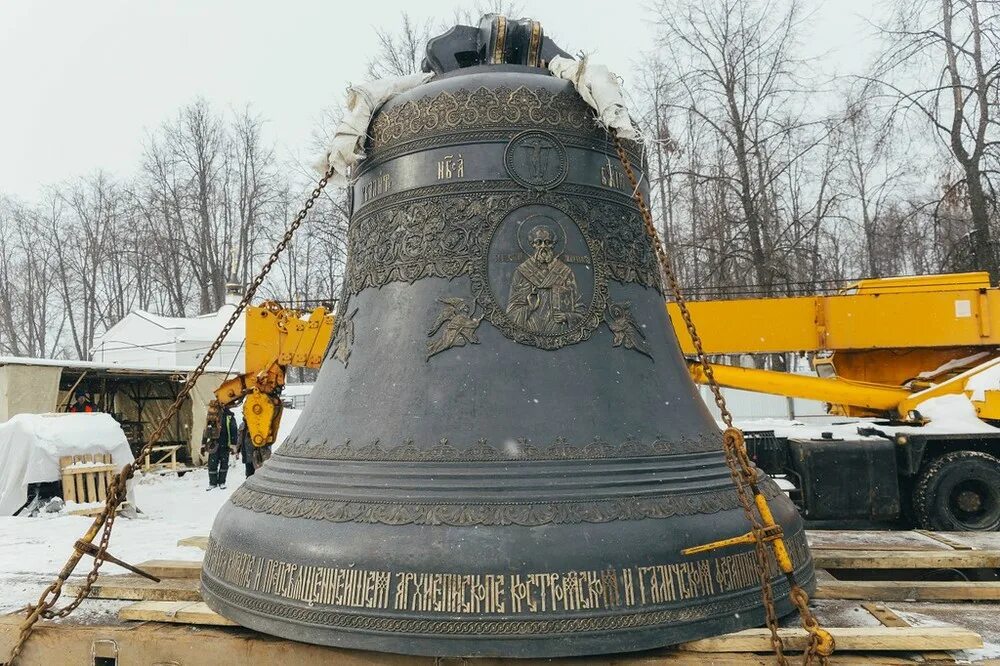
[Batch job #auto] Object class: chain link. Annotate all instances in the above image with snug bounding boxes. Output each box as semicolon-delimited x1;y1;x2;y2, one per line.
3;167;336;665
612;137;830;665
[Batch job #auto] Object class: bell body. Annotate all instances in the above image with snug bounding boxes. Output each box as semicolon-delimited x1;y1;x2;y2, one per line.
202;64;813;657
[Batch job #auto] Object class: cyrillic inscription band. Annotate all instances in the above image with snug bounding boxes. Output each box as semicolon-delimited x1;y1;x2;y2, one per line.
204;531;809;616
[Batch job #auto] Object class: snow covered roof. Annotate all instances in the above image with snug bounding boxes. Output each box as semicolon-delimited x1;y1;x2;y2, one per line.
0;355;215;375
92;304;244;352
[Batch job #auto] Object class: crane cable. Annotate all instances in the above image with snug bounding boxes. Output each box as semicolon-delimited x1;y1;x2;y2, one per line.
613;135;834;665
2;166;336;666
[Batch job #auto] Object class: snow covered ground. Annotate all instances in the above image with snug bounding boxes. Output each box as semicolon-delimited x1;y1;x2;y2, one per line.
0;467;237;613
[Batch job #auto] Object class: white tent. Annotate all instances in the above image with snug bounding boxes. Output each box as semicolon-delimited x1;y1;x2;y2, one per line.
90;302;245;371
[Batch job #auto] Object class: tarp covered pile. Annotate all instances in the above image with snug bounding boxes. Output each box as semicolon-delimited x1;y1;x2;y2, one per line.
0;413;134;515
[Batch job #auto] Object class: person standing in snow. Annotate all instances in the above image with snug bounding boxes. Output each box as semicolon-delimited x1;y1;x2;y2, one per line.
236;418;256;478
205;406;237;490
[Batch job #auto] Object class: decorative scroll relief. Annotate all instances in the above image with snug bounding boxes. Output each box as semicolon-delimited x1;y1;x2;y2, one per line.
369;85;598;150
227;480;782;527
345;191;659;354
204;531;809;617
346;186;659;295
278;433;723;461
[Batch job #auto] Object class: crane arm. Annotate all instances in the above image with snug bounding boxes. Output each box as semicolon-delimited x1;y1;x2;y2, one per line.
668;272;1000;355
686;361;911;416
207;302;334;450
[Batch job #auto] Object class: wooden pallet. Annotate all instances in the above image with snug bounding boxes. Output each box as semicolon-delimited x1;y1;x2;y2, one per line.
119;601;236;626
59;454;116;514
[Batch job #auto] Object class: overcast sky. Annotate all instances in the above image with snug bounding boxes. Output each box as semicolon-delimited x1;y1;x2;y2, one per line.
0;0;881;201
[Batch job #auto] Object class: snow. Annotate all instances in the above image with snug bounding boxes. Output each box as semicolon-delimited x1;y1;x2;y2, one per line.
90;303;245;370
0;468;237;613
916;352;991;380
734;392;998;440
734;416;886;442
909;393;999;434
0;413;135;515
0;355;209;375
965;357;1000;401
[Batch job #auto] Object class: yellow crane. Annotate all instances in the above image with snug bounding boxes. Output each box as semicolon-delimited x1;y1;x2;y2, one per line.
669;272;1000;531
204;301;334;460
669;272;1000;420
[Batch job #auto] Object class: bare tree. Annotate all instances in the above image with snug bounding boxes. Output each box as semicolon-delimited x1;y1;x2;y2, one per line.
366;12;432;79
870;0;1000;279
652;0;839;296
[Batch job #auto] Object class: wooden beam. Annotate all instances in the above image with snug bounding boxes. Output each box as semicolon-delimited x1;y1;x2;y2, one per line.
815;578;1000;601
134;560;202;579
0;615;936;665
177;536;209;551
678;627;982;653
119;601;236;626
65;575;200;602
812;549;1000;569
860;602;909;628
914;530;974;550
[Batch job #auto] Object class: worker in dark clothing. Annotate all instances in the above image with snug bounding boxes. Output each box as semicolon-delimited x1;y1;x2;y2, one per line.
236;419;256;478
68;391;97;413
205;407;237;490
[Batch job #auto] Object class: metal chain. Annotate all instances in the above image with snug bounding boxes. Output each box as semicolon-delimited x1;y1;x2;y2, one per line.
3;167;336;666
612;137;830;664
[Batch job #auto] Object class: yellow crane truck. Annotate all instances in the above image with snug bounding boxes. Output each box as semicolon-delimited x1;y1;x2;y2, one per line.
671;272;1000;531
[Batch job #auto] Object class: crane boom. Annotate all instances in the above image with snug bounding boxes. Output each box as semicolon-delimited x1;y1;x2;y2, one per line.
207;302;334;450
667;272;1000;420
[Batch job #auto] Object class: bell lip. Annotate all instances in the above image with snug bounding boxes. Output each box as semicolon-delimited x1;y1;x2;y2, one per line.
201;565;815;658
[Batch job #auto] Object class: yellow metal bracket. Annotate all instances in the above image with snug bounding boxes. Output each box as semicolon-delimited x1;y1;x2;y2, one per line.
682;523;783;556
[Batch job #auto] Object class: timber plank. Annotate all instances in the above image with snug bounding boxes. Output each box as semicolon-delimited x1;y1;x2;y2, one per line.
65;574;201;602
135;560;202;579
815;578;1000;601
177;536;209;551
807;530;950;552
812;549;1000;569
0;616;938;665
678;626;982;652
119;601;236;626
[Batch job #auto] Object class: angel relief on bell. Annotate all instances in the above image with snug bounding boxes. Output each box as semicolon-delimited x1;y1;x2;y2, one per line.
426;297;483;360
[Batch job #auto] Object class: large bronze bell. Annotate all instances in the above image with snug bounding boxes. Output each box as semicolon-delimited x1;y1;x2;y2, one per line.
202;15;814;658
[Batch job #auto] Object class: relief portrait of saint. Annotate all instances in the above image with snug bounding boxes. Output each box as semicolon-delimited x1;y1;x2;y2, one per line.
505;221;584;334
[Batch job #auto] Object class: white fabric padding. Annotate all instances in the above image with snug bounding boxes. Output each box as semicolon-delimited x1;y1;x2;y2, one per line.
0;413;135;515
548;56;639;141
321;72;434;185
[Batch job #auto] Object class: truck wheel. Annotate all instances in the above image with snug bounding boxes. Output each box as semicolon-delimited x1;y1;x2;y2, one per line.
913;451;1000;531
